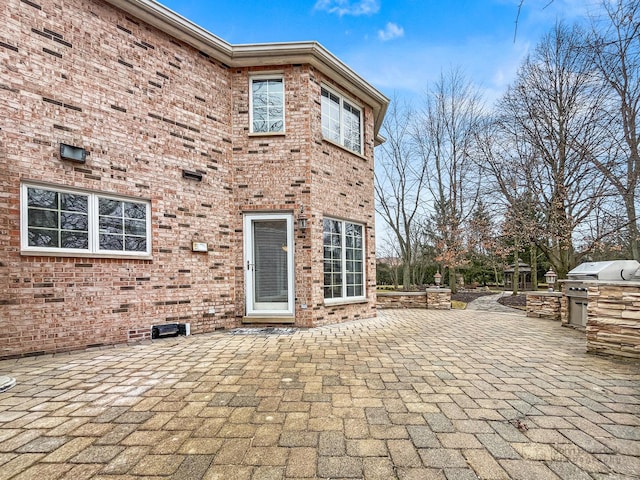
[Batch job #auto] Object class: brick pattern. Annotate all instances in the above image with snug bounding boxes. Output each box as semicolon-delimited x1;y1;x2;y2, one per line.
0;0;236;358
0;309;638;478
0;0;378;357
307;73;377;327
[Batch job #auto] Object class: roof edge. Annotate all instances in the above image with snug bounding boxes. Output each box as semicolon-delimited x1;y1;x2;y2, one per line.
103;0;388;139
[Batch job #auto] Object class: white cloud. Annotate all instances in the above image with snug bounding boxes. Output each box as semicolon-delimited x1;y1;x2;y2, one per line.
314;0;380;16
378;22;404;41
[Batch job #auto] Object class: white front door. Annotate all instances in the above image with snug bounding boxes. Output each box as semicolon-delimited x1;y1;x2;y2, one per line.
244;213;294;316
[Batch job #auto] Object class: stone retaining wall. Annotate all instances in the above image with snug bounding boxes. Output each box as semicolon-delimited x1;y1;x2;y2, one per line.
377;289;451;310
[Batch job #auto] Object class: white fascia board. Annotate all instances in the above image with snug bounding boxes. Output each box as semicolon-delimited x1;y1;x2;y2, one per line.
104;0;234;61
103;0;388;141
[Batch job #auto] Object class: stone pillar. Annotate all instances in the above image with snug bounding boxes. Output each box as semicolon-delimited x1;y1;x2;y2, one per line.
426;288;451;310
525;292;562;321
586;282;640;359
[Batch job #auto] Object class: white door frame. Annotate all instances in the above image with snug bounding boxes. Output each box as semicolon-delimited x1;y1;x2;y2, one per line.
243;213;295;316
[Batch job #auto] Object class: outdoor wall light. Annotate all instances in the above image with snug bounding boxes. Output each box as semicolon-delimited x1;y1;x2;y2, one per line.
545;268;557;292
182;169;203;181
297;206;308;230
59;143;87;163
434;271;442;288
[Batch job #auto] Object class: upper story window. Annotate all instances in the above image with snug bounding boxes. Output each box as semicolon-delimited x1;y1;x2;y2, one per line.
250;76;284;134
321;86;362;154
21;183;151;257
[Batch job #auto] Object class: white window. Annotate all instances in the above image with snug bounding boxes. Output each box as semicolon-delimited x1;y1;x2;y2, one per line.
323;218;365;301
250;76;284;133
21;184;151;257
321;86;362;154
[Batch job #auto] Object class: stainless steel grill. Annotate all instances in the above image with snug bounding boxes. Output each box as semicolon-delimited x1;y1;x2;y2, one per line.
565;260;640;328
567;260;639;282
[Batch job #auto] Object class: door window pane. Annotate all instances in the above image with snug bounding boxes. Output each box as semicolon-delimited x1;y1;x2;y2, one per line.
253;220;288;303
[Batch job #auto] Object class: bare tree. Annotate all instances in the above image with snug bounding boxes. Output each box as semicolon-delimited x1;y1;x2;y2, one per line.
495;23;610;278
375;95;428;290
476;117;543;283
585;0;640;260
414;68;485;292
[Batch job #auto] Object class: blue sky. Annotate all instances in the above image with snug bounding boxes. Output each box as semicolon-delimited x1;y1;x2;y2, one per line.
160;0;598;106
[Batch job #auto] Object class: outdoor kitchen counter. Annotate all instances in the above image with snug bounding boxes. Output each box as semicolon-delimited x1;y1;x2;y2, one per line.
572;279;640;359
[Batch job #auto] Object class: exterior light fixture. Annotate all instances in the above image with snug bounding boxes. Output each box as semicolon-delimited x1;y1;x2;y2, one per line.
297;206;308;230
434;271;442;288
59;143;87;163
545;268;557;292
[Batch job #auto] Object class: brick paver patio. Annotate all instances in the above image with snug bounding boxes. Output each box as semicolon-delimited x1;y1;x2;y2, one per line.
0;309;638;479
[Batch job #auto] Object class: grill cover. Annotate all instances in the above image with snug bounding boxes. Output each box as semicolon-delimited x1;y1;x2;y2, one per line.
568;260;639;281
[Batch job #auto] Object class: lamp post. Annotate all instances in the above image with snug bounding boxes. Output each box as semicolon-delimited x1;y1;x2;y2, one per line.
434;271;442;288
545;268;557;292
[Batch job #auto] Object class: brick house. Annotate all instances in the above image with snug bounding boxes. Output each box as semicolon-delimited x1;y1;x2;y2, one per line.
0;0;389;358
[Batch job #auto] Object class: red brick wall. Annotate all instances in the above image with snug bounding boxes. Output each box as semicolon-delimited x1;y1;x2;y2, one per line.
1;0;237;357
0;0;378;358
229;65;315;324
229;66;378;328
307;72;378;327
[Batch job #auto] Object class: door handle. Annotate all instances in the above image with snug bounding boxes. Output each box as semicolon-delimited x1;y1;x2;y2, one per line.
247;261;254;271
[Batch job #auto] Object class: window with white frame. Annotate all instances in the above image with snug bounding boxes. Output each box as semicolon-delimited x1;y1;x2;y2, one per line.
250;76;284;133
321;86;362;154
323;218;365;301
21;184;151;256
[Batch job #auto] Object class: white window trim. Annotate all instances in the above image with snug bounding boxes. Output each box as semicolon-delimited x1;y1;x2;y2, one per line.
249;74;285;135
243;213;295;316
323;217;366;304
321;84;363;155
20;183;152;258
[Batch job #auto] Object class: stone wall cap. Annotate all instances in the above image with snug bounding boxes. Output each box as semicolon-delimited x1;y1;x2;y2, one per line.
377;291;426;297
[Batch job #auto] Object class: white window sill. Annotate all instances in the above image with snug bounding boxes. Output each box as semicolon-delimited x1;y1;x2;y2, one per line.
21;250;153;260
321;137;367;160
248;131;286;137
324;297;369;306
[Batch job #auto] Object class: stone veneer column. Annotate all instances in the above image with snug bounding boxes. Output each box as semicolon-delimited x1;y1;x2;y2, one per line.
525;292;562;321
586;282;640;359
426;288;451;310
